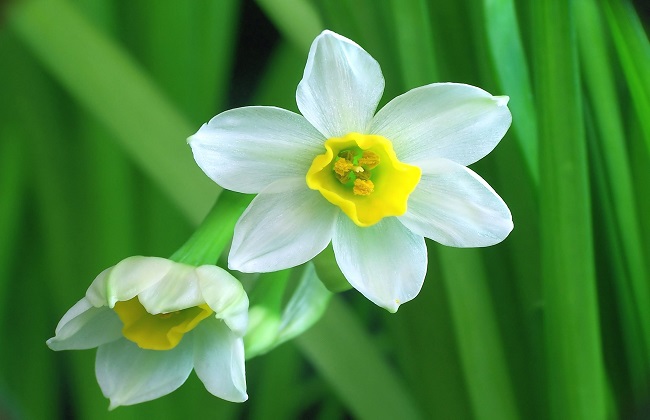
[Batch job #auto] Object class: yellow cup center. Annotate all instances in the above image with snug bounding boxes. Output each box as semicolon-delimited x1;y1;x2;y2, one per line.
113;297;213;350
306;133;421;227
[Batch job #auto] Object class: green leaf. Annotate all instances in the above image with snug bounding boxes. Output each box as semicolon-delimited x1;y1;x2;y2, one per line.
388;0;438;89
438;247;520;420
0;125;24;307
577;0;650;400
603;0;650;153
296;298;424;420
532;0;608;418
482;0;539;184
9;0;218;225
255;0;323;52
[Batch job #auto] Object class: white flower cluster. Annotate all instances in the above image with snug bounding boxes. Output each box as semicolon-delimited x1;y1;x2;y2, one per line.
48;30;513;409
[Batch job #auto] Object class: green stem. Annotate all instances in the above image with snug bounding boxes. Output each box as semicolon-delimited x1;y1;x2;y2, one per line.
170;191;253;266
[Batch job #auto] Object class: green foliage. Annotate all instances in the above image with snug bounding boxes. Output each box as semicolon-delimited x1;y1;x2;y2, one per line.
1;0;648;418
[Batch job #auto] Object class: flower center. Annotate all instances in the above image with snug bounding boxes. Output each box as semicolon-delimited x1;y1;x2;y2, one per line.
113;297;213;350
306;133;421;227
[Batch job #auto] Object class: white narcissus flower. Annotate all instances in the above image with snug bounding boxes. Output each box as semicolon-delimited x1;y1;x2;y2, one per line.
47;256;248;409
189;30;513;312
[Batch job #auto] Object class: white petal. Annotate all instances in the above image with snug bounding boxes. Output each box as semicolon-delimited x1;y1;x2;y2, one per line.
370;83;512;166
189;106;325;194
192;319;247;403
95;337;193;409
137;263;204;314
196;265;249;336
296;30;385;138
332;216;427;312
399;158;513;247
86;256;174;308
47;298;122;351
229;180;338;273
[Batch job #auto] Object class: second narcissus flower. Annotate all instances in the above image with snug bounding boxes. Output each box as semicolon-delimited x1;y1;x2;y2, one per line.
189;30;513;312
47;256;248;409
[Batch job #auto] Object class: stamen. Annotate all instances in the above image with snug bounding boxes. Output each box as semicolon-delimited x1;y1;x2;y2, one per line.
336;172;352;184
358;151;380;169
356;171;371;180
334;158;353;177
338;150;355;161
353;179;374;196
333;158;354;183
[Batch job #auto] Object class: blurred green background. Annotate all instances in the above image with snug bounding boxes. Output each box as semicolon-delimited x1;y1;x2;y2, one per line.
1;0;649;419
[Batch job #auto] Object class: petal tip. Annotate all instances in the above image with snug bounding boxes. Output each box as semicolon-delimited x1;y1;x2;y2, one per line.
226;256;254;274
385;300;400;313
318;29;348;43
232;392;249;403
361;294;404;313
186;123;209;145
227;253;243;272
494;95;510;106
45;337;56;349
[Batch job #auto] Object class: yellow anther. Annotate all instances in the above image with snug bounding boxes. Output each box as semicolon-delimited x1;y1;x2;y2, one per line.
334;158;353;177
359;151;380;169
353;179;374;196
